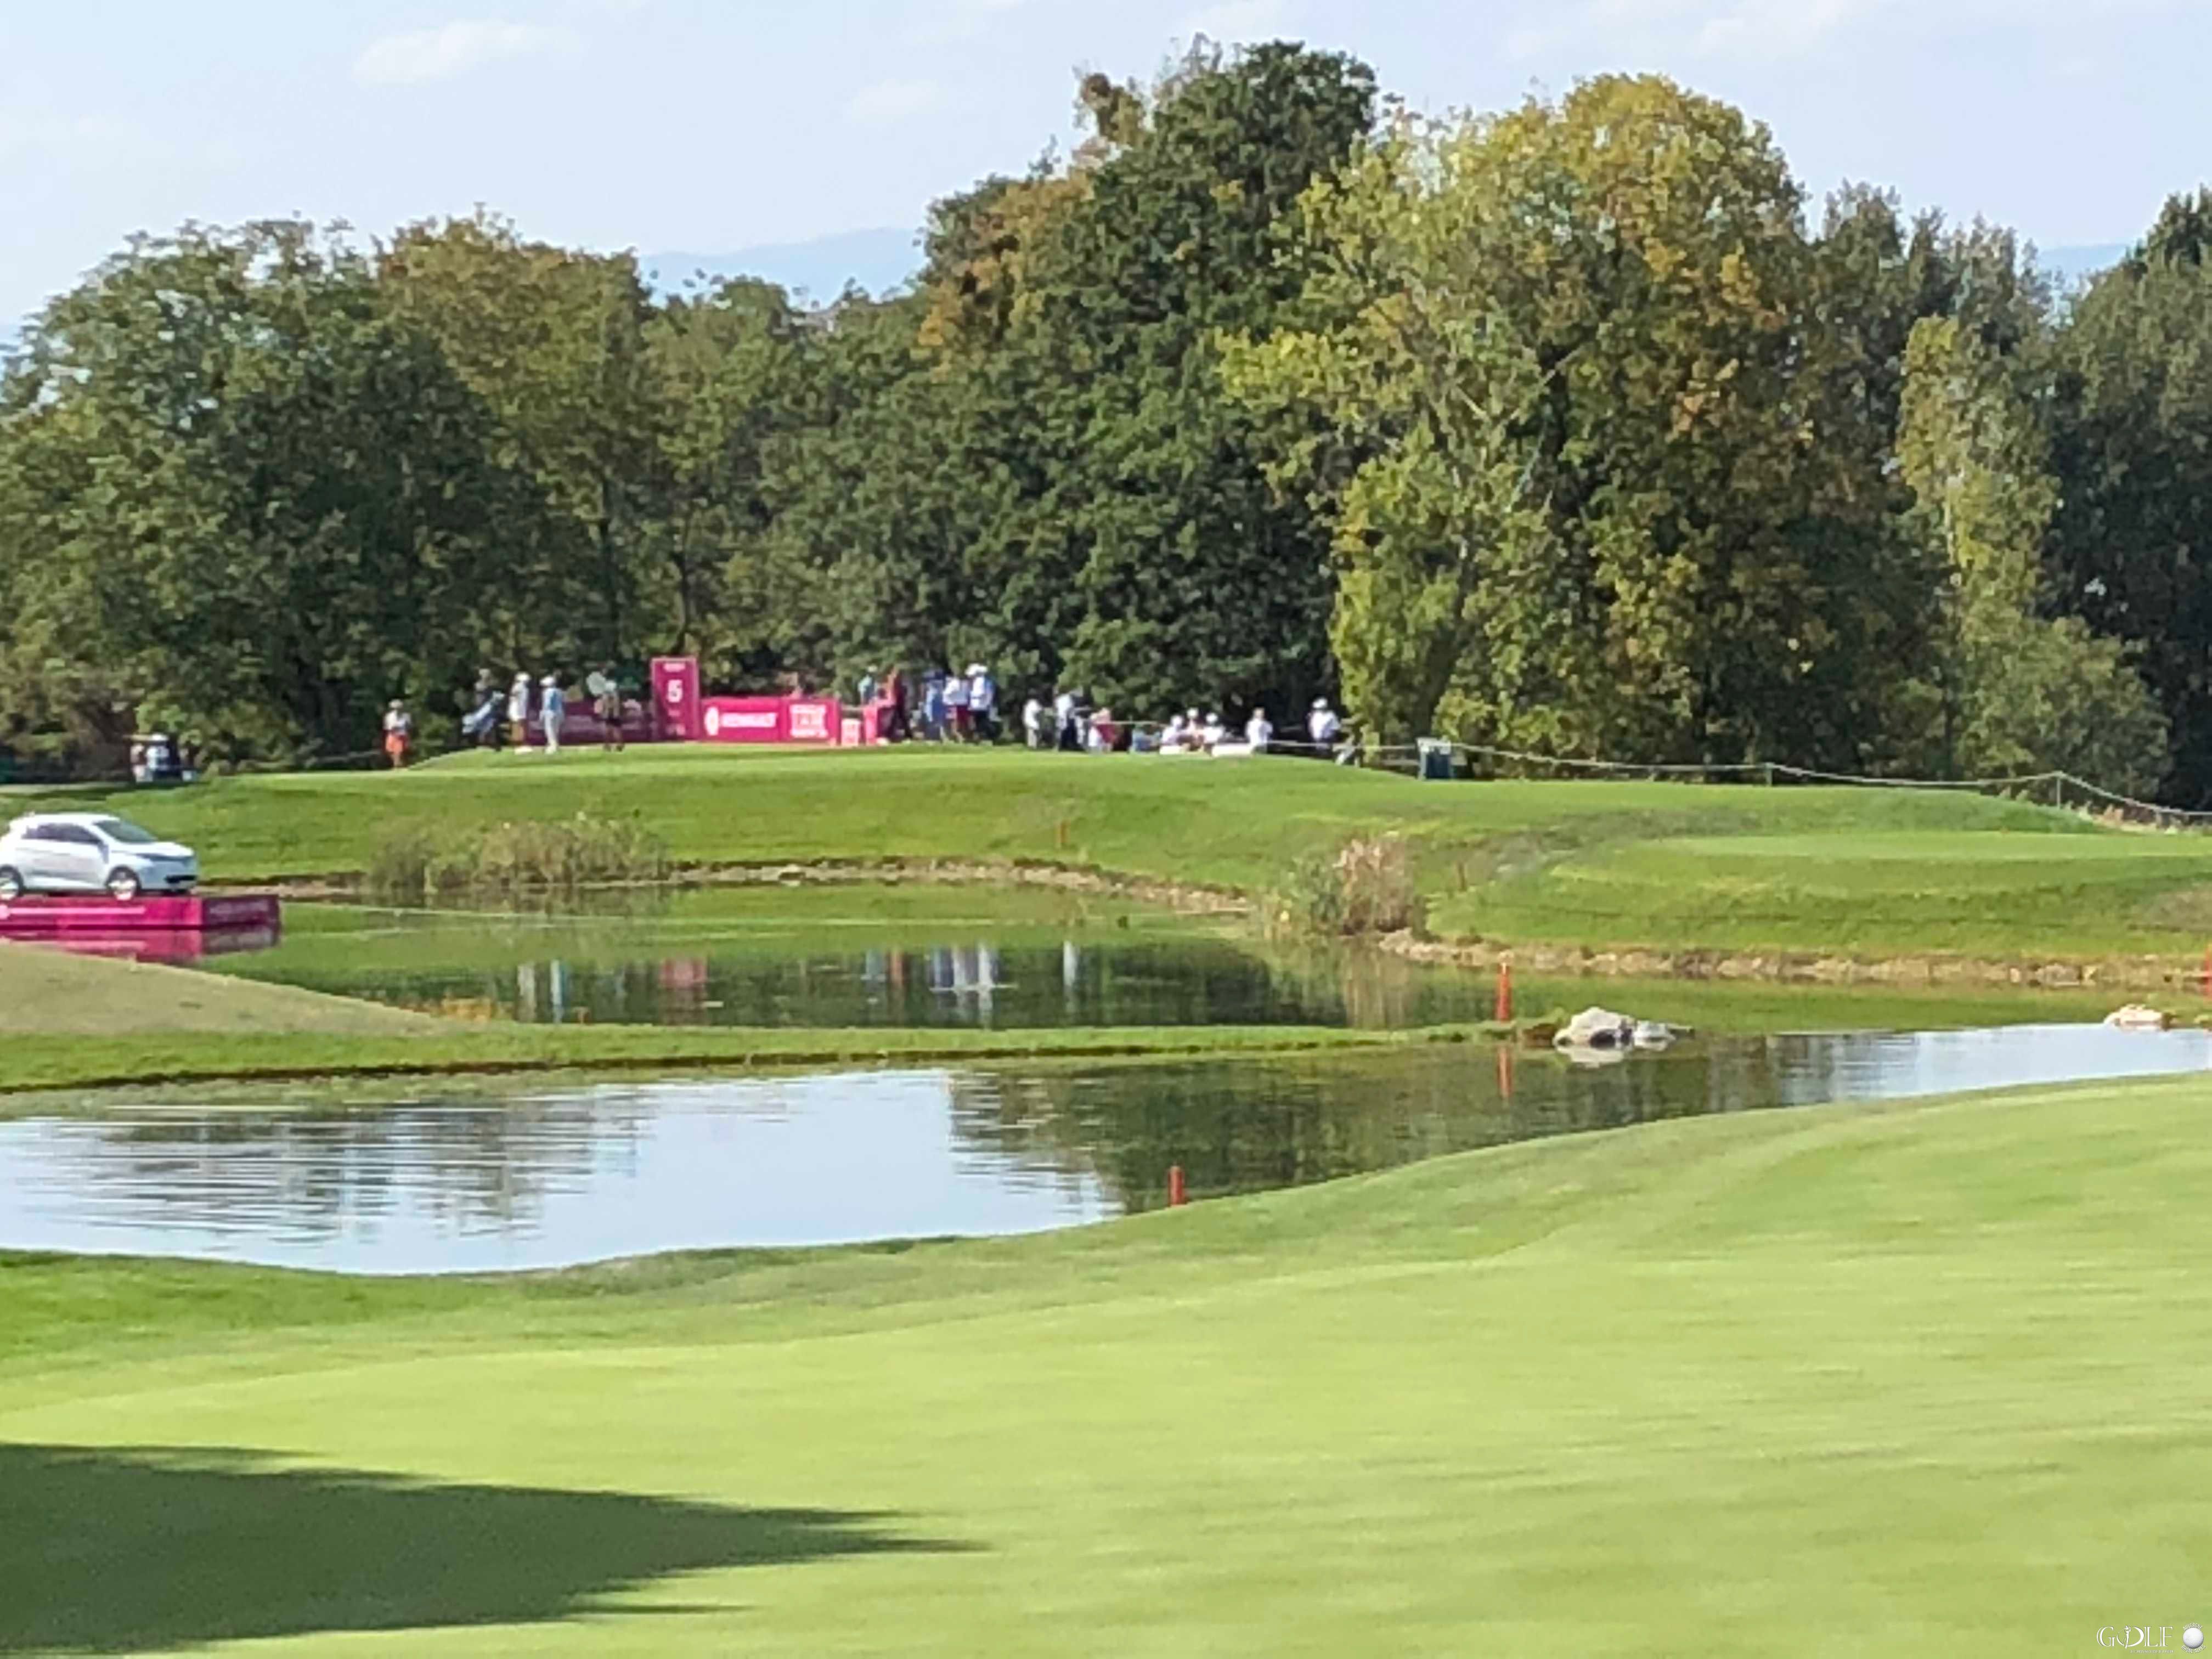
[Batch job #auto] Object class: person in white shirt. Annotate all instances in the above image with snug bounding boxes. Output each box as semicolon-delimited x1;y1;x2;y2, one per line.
382;700;414;769
1245;708;1273;753
1023;696;1045;749
968;664;998;743
1201;712;1226;752
1308;698;1343;751
539;675;567;756
945;670;972;740
508;674;534;752
1160;713;1189;753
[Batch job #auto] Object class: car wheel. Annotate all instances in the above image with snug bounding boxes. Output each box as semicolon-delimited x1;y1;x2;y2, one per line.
106;868;142;901
0;867;21;901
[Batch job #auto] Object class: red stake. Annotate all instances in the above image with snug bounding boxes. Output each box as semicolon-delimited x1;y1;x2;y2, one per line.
2201;944;2210;998
1495;957;1514;1025
1168;1165;1188;1208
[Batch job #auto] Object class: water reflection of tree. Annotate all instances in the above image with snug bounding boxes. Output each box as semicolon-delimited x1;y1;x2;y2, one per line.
947;1041;1801;1211
300;934;1496;1033
71;1099;652;1242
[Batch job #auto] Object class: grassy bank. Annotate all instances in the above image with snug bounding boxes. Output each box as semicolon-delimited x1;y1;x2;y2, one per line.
4;1074;2208;1652
0;941;435;1037
15;746;2210;963
0;1015;1504;1098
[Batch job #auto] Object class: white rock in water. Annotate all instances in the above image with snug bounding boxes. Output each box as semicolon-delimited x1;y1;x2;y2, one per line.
1555;1007;1638;1049
1632;1020;1675;1051
2103;1004;2171;1030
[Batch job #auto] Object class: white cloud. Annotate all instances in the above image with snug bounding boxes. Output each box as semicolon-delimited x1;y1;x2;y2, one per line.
1183;0;1292;42
353;20;578;87
844;78;947;125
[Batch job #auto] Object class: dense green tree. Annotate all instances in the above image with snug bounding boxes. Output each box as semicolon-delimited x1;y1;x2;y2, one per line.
380;213;661;666
0;221;556;761
1898;317;2167;793
2045;193;2212;799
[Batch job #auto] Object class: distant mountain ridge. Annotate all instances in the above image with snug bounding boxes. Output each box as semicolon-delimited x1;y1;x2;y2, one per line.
642;227;921;303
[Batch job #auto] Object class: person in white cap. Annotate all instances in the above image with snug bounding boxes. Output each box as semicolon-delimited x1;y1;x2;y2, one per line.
1308;698;1342;754
508;673;534;752
1245;706;1273;754
1201;711;1226;752
539;675;567;756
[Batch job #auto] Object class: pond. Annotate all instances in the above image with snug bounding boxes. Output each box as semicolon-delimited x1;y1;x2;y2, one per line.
205;890;1503;1030
3;1023;2205;1274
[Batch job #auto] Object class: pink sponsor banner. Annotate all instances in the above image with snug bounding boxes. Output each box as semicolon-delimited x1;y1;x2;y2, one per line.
787;699;839;744
699;698;786;743
695;693;848;745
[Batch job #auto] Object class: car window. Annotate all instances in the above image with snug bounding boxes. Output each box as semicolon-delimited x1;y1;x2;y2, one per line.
20;825;63;843
91;818;159;846
54;826;100;847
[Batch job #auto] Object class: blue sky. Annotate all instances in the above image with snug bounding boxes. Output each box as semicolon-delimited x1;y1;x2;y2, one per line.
2;0;2204;325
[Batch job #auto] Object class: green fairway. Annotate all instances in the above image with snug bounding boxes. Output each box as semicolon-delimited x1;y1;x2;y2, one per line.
17;745;2212;966
5;1073;2208;1653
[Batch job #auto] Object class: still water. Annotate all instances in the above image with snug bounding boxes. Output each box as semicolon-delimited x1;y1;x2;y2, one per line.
3;1024;2205;1274
213;906;1500;1030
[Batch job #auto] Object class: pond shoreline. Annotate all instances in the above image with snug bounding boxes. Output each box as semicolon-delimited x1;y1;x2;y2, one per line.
217;855;2212;991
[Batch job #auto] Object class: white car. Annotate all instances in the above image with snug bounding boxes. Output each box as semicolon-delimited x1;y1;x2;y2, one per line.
0;812;199;901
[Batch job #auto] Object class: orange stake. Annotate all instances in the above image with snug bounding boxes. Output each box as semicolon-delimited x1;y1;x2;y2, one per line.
1168;1166;1188;1207
1495;957;1514;1025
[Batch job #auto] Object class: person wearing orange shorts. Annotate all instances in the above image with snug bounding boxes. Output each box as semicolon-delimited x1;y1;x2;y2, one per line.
382;699;414;769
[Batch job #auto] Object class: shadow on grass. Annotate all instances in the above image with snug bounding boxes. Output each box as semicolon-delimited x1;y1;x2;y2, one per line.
0;1443;966;1654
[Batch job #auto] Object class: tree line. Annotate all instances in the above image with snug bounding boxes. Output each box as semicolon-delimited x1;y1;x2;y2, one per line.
1;43;2207;799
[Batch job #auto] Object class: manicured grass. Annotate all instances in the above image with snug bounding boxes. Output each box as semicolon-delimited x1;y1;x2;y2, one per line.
1448;828;2212;958
0;1019;1504;1097
0;940;434;1037
4;1074;2208;1652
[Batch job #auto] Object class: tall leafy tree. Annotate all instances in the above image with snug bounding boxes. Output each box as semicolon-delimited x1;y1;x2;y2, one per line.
2045;191;2212;800
1898;316;2168;792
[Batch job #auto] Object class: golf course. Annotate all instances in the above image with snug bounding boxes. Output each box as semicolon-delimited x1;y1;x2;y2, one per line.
5;747;2210;1652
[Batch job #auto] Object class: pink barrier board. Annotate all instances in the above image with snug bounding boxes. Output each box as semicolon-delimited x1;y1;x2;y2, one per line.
698;696;845;745
0;893;282;935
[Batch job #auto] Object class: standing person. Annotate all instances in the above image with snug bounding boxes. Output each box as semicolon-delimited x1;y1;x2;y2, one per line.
382;699;414;769
883;664;911;743
857;665;879;708
1201;711;1227;752
1054;688;1079;752
1308;698;1343;758
1023;694;1045;750
1245;706;1273;754
592;666;626;752
508;673;534;752
968;663;998;743
539;675;567;757
945;668;972;742
922;669;948;742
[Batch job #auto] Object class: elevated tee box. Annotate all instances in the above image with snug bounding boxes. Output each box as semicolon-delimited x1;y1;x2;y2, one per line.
0;893;282;936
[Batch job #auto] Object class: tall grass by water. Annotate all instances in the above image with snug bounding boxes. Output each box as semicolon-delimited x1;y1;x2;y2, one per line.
1270;834;1427;938
367;813;671;900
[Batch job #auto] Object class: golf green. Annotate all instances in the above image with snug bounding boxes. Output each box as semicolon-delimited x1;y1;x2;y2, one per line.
5;1071;2207;1654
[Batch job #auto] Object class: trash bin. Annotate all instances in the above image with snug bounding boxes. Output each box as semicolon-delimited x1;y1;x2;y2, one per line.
1417;738;1455;781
